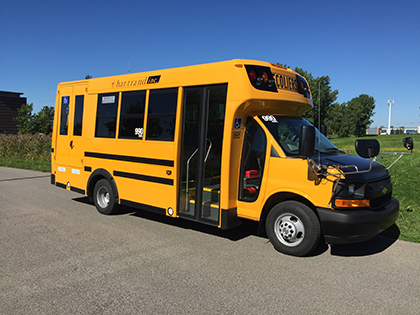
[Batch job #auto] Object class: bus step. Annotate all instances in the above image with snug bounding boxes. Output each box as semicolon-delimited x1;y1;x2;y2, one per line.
187;200;219;221
203;185;220;203
201;201;219;220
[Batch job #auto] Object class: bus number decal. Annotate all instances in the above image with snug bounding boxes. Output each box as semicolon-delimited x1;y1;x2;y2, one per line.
261;115;278;123
135;127;143;138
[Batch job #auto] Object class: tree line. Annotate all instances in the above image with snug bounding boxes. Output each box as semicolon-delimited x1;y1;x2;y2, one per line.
14;103;55;134
293;67;375;137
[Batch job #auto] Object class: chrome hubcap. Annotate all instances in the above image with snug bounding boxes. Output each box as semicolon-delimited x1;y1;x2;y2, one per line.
97;186;110;209
274;213;305;247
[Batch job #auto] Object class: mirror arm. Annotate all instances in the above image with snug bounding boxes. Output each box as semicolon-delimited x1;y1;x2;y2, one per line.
374;151;412;170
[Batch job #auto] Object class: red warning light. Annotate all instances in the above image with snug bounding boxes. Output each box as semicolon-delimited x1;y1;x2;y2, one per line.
249;69;257;82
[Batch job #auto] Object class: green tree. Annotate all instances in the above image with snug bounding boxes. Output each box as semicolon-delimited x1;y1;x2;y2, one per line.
14;103;35;134
34;106;55;134
294;68;338;128
328;102;349;137
346;94;376;137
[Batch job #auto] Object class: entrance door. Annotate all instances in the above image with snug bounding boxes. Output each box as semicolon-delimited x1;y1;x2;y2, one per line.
55;83;87;170
179;85;227;225
55;85;73;168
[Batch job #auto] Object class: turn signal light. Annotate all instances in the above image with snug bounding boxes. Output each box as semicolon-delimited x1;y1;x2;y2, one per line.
335;199;370;208
262;72;269;84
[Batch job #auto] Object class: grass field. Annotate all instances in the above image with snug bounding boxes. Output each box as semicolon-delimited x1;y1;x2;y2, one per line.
0;134;52;172
1;133;418;243
331;134;420;243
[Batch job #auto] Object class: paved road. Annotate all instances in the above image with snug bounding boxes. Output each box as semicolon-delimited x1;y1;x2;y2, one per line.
1;167;419;314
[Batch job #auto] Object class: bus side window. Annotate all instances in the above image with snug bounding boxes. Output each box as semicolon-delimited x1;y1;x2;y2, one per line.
59;96;69;135
73;95;84;136
119;90;146;139
95;93;119;138
238;118;267;202
146;88;178;141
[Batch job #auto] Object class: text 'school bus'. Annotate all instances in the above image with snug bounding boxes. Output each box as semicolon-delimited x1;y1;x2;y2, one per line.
51;59;399;256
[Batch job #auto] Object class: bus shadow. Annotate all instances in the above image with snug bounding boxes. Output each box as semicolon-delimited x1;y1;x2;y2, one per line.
130;209;260;242
329;224;400;257
71;197;260;242
71;197;400;257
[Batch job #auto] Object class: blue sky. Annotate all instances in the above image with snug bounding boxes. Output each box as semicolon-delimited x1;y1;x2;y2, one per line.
1;0;419;128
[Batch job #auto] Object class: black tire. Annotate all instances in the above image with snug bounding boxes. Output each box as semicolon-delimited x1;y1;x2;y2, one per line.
265;201;321;256
93;179;119;215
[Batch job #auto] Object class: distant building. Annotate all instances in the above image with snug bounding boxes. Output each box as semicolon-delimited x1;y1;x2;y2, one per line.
0;91;27;134
366;127;381;135
370;127;420;135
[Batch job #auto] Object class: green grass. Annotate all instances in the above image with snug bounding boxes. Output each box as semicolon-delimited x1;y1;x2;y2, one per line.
0;157;51;172
331;134;420;243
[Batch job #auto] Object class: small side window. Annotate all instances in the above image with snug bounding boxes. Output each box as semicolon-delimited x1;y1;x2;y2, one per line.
73;95;84;136
146;88;178;141
95;93;119;138
238;117;267;202
59;96;69;135
119;90;146;139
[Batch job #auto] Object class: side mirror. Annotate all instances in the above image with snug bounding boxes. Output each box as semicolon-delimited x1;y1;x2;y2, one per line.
299;125;315;158
403;137;413;151
355;139;380;158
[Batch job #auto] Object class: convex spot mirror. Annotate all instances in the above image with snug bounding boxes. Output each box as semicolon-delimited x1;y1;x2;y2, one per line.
299;125;315;158
355;139;380;158
403;137;413;151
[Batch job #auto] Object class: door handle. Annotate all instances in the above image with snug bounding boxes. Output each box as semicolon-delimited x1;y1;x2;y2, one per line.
70;140;74;149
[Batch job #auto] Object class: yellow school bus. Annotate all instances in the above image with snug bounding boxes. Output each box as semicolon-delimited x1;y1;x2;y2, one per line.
51;59;399;256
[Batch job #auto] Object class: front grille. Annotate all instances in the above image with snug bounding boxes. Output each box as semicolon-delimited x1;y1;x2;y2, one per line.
370;193;392;209
368;177;392;190
368;177;392;209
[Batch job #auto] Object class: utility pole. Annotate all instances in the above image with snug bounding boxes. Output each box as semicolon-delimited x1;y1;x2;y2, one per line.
387;100;394;135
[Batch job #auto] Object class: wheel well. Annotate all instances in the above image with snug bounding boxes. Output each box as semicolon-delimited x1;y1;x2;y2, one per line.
86;169;119;202
258;192;317;235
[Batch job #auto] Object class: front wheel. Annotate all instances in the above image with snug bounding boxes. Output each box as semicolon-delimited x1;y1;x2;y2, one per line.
266;201;321;256
93;179;119;215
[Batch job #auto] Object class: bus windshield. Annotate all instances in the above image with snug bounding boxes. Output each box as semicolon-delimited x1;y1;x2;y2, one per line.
259;115;340;156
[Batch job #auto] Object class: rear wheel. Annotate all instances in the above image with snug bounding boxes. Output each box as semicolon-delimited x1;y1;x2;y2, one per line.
266;201;320;256
93;179;119;215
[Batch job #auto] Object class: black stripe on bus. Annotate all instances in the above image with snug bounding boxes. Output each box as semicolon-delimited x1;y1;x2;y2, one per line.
113;170;173;186
85;151;174;167
70;186;85;195
56;182;67;189
120;199;166;216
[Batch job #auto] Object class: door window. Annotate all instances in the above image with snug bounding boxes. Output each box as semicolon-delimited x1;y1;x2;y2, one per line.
73;95;84;136
59;96;69;135
179;85;227;224
239;117;267;202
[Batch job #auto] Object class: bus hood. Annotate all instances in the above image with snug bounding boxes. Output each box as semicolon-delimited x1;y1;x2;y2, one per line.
313;154;389;181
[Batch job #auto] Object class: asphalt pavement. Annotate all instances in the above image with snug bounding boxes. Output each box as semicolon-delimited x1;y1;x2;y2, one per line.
1;166;419;314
